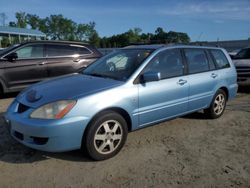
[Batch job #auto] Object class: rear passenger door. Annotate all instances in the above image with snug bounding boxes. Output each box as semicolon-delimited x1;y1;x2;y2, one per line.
183;48;218;111
45;44;92;77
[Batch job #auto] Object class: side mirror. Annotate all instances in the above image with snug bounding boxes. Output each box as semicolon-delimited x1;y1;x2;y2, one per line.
5;52;18;62
142;71;161;82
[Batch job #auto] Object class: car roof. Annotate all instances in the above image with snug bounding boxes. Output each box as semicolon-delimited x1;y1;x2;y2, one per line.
123;44;224;51
20;40;91;47
124;44;167;50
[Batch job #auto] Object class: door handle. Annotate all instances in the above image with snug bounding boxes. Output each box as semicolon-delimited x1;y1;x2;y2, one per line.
38;62;46;65
73;58;81;62
177;79;187;85
211;73;218;78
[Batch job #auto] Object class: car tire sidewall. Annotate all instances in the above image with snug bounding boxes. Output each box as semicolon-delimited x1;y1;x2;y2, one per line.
205;89;227;119
84;111;128;161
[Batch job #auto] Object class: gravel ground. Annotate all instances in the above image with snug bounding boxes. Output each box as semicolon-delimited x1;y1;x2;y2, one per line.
0;89;249;188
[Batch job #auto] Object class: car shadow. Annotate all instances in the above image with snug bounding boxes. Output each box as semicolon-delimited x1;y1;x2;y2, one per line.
1;92;19;99
238;86;250;94
0;113;93;164
181;111;207;120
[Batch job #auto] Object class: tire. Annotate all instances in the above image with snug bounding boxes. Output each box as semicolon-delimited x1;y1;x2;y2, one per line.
204;89;227;119
83;111;128;161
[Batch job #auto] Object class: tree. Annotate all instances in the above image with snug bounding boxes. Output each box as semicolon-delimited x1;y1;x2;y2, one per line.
15;12;27;28
45;14;76;40
76;22;97;42
26;14;40;29
7;12;191;47
89;31;100;47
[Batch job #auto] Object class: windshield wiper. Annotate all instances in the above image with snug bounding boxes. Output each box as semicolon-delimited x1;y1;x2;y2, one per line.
85;73;107;78
84;72;122;81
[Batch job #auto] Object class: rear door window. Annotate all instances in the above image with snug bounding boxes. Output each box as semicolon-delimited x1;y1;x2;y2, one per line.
184;49;209;74
210;49;230;69
46;44;91;57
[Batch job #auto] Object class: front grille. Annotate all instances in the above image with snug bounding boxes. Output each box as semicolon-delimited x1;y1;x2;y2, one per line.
236;66;250;77
17;103;30;113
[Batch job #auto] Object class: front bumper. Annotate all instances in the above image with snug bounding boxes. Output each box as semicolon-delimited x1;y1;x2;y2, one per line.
237;77;250;86
4;101;90;152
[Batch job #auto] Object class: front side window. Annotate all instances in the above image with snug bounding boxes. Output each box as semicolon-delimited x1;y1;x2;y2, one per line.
210;49;230;69
14;44;44;59
144;49;184;79
83;49;152;81
184;49;209;74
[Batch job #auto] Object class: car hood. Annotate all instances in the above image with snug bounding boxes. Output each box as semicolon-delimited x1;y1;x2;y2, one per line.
233;59;250;67
16;74;124;108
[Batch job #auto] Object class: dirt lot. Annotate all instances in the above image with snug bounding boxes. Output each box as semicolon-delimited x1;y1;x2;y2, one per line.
0;89;250;188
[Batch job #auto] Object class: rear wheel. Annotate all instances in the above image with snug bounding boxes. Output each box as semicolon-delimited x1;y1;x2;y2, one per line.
204;89;227;119
84;111;128;160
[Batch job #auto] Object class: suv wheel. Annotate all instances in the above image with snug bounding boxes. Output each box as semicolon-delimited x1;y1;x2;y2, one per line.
84;111;128;160
204;89;227;119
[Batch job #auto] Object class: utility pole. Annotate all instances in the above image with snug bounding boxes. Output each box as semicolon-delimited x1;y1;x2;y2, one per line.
0;13;7;26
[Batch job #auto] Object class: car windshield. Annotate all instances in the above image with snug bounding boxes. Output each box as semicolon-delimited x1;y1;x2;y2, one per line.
83;49;153;81
0;44;20;56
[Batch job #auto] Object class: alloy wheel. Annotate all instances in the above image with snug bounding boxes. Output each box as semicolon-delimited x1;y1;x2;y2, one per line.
94;120;123;155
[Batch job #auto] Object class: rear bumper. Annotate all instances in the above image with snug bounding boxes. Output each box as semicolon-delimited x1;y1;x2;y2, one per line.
228;83;238;100
4;111;90;152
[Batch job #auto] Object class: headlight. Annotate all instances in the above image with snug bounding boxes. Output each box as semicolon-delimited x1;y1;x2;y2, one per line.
30;100;77;119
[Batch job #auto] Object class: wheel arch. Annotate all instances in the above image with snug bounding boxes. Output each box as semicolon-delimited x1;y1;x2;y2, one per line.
218;86;229;101
87;107;132;132
81;107;132;147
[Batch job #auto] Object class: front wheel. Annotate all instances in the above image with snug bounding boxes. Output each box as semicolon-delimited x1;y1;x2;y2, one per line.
84;111;128;160
204;89;227;119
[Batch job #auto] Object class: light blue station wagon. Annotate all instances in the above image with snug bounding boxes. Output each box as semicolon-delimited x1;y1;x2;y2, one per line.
5;45;238;160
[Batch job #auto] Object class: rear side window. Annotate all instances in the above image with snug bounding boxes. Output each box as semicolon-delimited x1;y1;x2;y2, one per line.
210;50;230;69
79;46;92;55
46;44;91;57
145;49;184;79
184;49;209;74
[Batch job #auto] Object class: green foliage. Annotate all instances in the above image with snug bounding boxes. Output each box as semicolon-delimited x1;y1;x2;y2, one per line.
26;14;40;29
0;37;11;47
7;12;191;48
15;12;27;28
100;27;190;48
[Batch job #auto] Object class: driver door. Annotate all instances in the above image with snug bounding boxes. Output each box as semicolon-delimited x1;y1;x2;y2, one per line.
2;44;47;90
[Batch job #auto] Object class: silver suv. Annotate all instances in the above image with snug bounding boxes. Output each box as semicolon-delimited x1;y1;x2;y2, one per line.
231;47;250;86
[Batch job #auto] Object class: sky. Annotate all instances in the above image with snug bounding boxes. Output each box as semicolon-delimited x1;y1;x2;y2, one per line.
0;0;250;41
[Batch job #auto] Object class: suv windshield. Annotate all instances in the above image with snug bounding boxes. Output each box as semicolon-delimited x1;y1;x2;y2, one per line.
0;44;20;56
83;49;153;81
233;48;250;59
